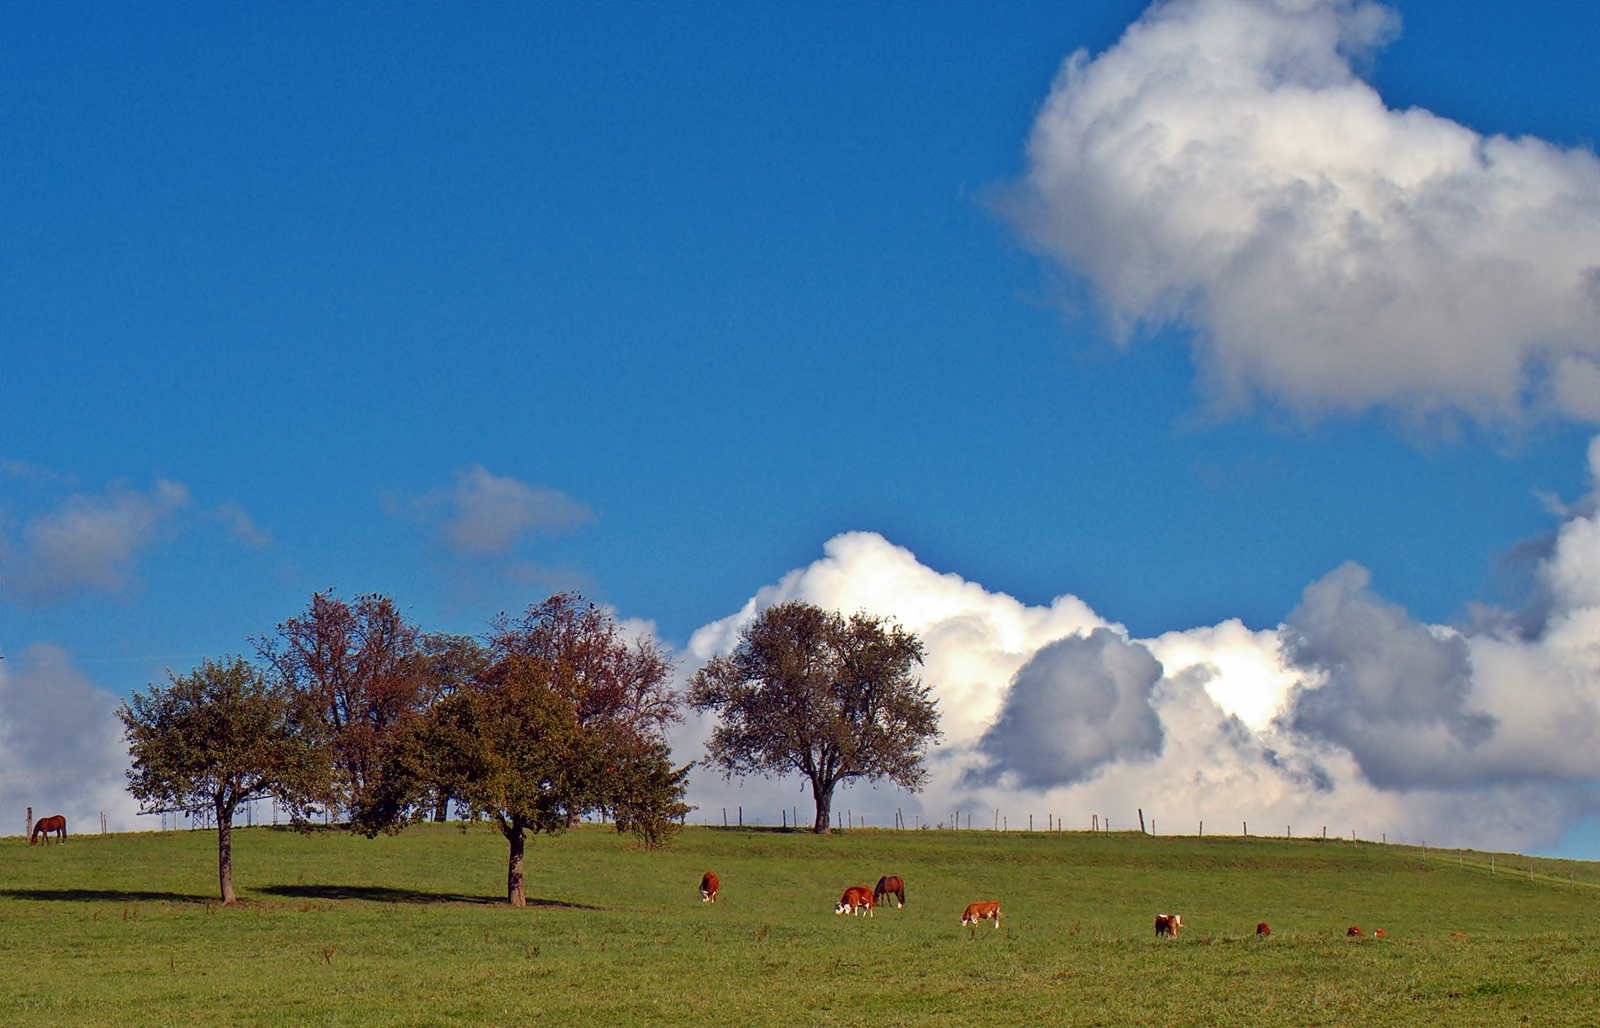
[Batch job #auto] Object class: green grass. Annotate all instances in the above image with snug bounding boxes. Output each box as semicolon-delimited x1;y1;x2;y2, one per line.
2;824;1597;1026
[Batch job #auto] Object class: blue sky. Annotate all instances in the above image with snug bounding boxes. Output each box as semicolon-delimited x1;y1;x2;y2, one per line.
7;0;1600;854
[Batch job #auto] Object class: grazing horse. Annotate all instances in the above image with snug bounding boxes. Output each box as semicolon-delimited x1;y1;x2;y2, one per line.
699;872;719;903
873;875;905;909
1256;922;1271;936
1154;914;1182;938
30;815;66;846
836;887;874;917
961;902;1001;928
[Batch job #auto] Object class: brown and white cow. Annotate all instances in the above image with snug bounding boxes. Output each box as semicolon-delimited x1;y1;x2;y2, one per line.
1372;928;1386;938
874;876;905;909
836;886;874;917
699;872;719;903
1154;914;1182;938
1346;926;1363;937
961;902;1001;928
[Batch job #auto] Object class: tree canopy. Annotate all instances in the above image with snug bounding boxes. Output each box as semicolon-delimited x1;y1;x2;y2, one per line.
122;591;689;908
441;594;689;906
255;592;428;836
119;656;328;903
688;600;940;833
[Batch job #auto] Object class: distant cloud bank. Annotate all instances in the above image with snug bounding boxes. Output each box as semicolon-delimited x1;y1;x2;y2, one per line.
0;644;136;832
1007;0;1600;425
679;438;1600;851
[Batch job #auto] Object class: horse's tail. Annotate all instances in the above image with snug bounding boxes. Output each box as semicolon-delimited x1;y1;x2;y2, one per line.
900;882;906;905
60;817;66;840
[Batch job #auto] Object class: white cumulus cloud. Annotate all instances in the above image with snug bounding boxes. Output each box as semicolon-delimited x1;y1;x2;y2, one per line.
678;460;1600;851
1009;0;1600;424
0;644;138;835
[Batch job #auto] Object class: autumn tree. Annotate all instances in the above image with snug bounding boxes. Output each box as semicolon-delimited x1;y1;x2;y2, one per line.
255;592;428;835
119;656;328;903
688;600;940;833
446;594;689;906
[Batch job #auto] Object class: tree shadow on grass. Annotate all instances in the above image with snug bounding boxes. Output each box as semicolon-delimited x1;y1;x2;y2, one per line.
0;888;211;903
258;884;602;909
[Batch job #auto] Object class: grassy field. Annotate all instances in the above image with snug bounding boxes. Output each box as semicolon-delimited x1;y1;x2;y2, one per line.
2;823;1597;1026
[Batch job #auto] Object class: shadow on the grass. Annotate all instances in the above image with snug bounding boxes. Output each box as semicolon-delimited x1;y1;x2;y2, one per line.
259;884;602;908
0;888;211;903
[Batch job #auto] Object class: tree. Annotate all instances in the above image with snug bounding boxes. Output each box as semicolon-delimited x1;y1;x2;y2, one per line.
256;592;428;835
688;600;940;833
447;594;690;906
119;656;328;903
415;632;489;822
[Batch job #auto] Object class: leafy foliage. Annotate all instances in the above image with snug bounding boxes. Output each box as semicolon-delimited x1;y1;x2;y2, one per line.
118;655;328;901
255;593;428;836
445;594;689;903
689;600;940;832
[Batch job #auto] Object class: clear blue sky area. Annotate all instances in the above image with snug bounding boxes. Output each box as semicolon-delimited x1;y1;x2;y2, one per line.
3;2;1597;680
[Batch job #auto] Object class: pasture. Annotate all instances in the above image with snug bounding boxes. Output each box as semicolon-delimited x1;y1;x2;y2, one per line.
2;823;1596;1026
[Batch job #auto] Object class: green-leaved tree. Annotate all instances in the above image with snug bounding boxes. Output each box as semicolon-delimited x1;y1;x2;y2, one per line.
442;594;689;906
119;656;329;903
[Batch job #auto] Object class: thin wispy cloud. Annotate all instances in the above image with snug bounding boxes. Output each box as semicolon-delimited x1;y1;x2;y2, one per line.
417;465;594;558
1008;0;1600;425
0;480;191;604
212;502;273;550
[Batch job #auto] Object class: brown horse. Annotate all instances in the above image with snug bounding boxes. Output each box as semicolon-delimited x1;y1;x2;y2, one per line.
30;815;66;845
873;875;905;909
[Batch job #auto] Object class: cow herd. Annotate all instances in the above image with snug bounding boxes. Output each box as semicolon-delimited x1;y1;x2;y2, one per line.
699;871;1394;941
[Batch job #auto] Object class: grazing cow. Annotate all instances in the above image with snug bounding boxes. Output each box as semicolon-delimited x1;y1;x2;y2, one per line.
1154;914;1182;938
1346;926;1363;937
699;872;719;904
961;902;1001;928
873;875;905;909
1450;932;1466;938
836;886;874;917
1372;929;1386;938
30;815;66;846
1256;922;1271;937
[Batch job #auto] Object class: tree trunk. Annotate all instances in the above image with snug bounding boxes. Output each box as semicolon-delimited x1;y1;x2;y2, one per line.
432;790;449;823
811;779;835;835
217;800;237;905
506;825;526;907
